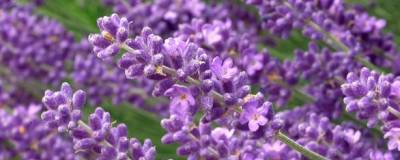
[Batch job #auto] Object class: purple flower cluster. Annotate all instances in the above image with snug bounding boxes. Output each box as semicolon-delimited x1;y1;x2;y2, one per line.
0;104;76;160
4;0;400;159
342;67;394;126
102;0;206;36
0;0;14;9
73;49;162;109
341;67;400;152
41;82;156;159
0;6;76;106
172;17;293;107
89;14;284;158
290;43;361;117
247;0;400;72
0;7;74;84
101;0;261;38
276;106;397;159
0;4;162;112
86;8;400;158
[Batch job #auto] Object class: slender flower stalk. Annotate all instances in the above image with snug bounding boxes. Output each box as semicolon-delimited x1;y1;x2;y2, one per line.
276;131;326;160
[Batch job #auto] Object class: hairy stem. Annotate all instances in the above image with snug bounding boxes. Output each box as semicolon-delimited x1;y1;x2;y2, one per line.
276;131;327;160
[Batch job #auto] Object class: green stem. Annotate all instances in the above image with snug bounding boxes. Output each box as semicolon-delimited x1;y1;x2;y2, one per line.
276;131;327;160
292;86;314;103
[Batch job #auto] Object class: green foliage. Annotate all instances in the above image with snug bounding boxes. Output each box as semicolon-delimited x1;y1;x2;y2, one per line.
36;0;110;39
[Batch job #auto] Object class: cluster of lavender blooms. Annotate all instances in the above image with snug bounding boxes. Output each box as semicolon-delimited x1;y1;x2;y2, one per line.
171;15;292;107
72;40;169;115
3;0;400;159
0;1;166;114
89;13;285;158
0;0;15;9
100;0;262;38
275;106;395;159
175;12;360;117
88;12;397;159
101;0;206;36
287;44;362;118
41;82;156;159
247;0;400;71
0;6;74;85
86;1;400;157
242;0;400;120
341;67;400;151
0;104;76;160
0;5;75;105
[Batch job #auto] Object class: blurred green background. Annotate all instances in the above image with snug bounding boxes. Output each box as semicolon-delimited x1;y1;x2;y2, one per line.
27;0;400;159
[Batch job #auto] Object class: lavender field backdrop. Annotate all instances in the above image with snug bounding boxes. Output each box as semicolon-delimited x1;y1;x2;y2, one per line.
1;0;400;159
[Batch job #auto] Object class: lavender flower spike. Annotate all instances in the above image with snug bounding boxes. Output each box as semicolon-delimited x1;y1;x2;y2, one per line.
41;82;156;160
89;13;129;59
89;13;329;160
342;67;400;152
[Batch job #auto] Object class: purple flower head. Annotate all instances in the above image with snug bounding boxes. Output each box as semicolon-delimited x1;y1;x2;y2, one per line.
89;14;130;59
0;6;77;106
1;104;76;160
353;13;386;33
342;129;361;144
211;57;239;82
341;67;395;127
40;83;156;159
390;80;400;97
121;28;168;80
241;51;264;76
274;106;394;159
96;13;129;44
164;85;195;116
211;127;234;142
41;82;86;131
102;0;207;36
385;128;400;151
201;21;228;46
369;151;394;160
164;38;187;58
263;141;287;160
239;97;272;132
163;38;208;78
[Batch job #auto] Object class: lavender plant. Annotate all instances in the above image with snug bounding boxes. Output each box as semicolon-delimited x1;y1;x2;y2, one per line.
2;0;400;159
